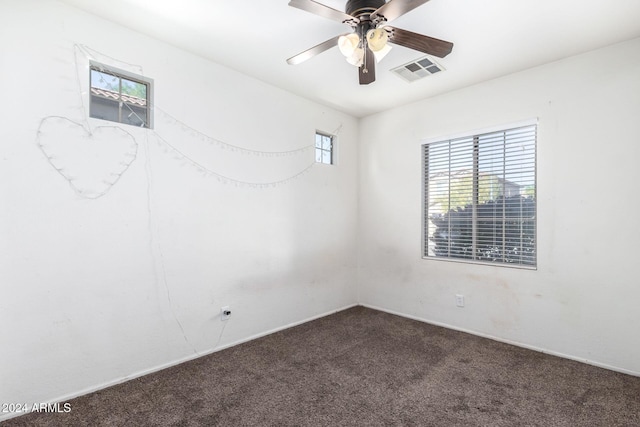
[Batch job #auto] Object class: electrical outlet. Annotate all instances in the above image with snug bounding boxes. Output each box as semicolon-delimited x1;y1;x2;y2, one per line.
455;294;465;308
221;306;231;321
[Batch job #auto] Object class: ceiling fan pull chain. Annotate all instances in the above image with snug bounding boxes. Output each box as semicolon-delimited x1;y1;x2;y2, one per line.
362;35;369;73
363;54;368;73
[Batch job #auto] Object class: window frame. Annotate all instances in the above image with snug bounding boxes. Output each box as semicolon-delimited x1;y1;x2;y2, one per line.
315;131;334;165
89;61;154;129
421;119;538;269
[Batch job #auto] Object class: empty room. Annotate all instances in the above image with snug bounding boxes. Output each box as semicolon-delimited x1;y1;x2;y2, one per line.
1;0;640;425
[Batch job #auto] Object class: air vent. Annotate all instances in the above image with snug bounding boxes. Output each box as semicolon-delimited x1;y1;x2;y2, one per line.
391;56;445;83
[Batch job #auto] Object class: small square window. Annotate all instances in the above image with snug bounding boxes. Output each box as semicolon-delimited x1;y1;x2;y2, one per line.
315;131;334;165
89;62;153;128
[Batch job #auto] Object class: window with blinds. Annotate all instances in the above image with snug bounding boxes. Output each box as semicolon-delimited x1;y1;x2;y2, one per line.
422;123;537;267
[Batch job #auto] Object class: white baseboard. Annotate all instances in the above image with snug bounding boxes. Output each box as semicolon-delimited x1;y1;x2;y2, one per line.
0;303;358;423
360;303;640;378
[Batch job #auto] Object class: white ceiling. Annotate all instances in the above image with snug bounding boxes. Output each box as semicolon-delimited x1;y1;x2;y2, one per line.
59;0;640;118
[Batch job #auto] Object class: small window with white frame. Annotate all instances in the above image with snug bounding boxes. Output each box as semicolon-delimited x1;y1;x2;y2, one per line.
89;62;153;128
315;131;334;165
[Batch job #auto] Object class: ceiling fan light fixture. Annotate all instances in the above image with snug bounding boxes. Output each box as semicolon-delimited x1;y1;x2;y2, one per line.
366;28;389;52
338;33;361;57
286;0;454;85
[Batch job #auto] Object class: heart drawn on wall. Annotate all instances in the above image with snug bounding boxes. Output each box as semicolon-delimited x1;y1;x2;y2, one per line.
37;116;139;199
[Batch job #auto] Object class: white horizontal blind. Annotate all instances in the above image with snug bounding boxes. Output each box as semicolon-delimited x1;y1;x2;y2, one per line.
423;124;536;267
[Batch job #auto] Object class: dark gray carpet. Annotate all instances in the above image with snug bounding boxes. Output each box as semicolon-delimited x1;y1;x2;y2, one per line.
4;306;640;426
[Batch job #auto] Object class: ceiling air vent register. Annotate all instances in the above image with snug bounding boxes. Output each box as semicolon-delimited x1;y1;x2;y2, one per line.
391;56;444;82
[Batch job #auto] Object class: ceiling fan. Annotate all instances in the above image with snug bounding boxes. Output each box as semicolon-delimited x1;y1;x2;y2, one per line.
286;0;454;85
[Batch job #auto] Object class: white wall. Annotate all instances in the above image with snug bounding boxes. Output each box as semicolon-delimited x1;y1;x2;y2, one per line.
0;0;359;414
358;37;640;375
2;0;639;418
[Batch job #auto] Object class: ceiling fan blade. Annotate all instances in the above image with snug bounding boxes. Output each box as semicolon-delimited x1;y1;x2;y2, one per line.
386;26;453;58
287;34;349;65
359;47;376;85
371;0;430;22
288;0;359;24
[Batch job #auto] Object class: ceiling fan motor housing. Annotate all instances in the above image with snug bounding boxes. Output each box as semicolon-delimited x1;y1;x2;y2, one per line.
345;0;386;18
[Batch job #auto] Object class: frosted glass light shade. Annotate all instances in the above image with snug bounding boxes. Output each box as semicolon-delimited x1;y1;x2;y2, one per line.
338;33;361;57
338;33;364;67
366;28;389;52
